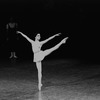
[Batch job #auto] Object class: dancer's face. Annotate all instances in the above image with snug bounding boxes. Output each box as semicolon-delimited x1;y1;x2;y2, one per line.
35;33;41;41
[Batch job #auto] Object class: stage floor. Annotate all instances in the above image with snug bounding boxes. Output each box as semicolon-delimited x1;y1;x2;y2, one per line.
0;59;100;100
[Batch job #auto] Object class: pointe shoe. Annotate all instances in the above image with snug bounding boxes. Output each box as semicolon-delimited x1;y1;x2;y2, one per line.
61;37;68;44
38;83;43;91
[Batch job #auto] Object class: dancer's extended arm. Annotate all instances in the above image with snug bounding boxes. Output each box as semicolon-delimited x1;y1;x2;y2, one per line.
17;31;33;43
41;33;61;45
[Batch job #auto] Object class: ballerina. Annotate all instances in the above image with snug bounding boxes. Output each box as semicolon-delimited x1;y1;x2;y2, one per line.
17;31;68;91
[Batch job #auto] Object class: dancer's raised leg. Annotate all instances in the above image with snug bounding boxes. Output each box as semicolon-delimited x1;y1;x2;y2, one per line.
44;37;68;57
36;61;43;91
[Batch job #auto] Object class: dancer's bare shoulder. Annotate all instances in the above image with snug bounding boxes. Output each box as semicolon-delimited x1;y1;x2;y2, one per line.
32;41;42;47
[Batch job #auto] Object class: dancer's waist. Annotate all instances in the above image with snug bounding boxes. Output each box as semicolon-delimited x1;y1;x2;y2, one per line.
34;50;41;54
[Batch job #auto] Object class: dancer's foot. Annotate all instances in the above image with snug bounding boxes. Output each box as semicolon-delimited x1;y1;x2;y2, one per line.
38;83;43;91
61;37;68;44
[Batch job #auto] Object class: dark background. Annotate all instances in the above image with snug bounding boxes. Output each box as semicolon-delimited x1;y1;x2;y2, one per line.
0;0;100;63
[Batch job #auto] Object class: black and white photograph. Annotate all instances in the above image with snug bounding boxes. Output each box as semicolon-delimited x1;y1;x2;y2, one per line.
0;0;100;100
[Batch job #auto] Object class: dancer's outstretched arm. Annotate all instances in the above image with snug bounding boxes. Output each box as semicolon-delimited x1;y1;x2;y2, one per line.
17;31;33;43
41;33;61;45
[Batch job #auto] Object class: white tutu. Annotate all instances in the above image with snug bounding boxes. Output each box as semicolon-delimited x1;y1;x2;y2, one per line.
34;51;45;62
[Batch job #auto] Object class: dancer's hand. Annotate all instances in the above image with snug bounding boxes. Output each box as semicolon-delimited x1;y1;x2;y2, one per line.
61;37;69;44
16;31;20;34
17;31;21;34
55;33;61;36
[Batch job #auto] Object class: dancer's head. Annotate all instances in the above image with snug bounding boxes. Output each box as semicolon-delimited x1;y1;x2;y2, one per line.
35;33;41;41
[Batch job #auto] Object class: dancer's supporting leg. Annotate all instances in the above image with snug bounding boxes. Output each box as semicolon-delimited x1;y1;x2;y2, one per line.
44;37;68;57
35;37;68;91
36;61;43;91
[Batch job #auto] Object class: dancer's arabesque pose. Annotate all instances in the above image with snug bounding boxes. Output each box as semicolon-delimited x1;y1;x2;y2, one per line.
17;31;68;91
